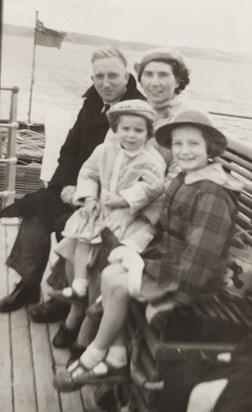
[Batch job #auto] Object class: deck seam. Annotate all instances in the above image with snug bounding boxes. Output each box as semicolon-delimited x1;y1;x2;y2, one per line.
47;322;64;412
27;314;39;412
5;224;15;412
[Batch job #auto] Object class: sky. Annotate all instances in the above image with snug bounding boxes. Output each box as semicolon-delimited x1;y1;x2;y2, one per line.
2;0;252;55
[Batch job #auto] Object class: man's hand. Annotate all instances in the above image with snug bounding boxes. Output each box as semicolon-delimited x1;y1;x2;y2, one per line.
60;185;76;204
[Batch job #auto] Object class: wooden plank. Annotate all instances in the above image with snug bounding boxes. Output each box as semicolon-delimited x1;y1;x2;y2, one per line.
222;151;252;172
239;193;252;211
0;222;13;412
219;157;252;181
237;202;252;220
5;224;38;412
227;138;252;160
49;323;85;412
44;236;87;411
1;221;96;412
35;238;85;412
81;385;104;412
28;249;62;411
11;309;37;412
30;322;61;412
2;222;61;412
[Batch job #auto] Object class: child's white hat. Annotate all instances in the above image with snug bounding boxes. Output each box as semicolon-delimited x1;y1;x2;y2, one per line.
107;99;156;123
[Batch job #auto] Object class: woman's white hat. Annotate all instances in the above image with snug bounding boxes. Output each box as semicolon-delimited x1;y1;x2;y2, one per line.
134;47;188;81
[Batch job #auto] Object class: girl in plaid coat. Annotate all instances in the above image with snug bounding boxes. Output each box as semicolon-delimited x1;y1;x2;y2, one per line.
53;109;242;392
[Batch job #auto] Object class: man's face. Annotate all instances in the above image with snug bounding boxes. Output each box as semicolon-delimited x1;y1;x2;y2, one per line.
92;57;129;103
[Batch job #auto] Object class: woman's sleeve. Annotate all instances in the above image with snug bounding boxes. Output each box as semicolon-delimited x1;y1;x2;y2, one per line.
172;190;235;305
119;163;165;215
72;145;102;202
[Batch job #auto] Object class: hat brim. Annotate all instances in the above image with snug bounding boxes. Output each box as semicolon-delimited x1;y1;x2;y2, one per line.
155;121;227;158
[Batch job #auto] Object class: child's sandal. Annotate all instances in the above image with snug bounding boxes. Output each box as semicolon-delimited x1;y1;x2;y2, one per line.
49;287;88;306
53;359;129;392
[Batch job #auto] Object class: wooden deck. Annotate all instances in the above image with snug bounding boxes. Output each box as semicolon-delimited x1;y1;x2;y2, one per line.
0;220;102;412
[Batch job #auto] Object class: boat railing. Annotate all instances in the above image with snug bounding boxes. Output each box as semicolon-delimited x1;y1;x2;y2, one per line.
0;87;19;208
210;111;252;121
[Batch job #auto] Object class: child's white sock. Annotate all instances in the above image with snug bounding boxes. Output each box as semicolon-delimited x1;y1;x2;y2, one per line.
72;278;88;296
80;342;107;369
106;345;127;368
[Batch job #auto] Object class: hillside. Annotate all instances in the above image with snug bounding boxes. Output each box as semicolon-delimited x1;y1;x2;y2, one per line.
3;23;252;64
3;23;158;51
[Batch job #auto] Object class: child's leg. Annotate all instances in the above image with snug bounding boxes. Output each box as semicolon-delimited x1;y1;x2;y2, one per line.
71;241;91;296
74;241;91;280
65;259;74;284
76;263;129;371
51;243;91;301
94;264;129;350
65;303;86;330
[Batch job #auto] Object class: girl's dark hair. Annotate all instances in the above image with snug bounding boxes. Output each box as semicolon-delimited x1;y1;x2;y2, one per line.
201;129;220;158
109;113;154;139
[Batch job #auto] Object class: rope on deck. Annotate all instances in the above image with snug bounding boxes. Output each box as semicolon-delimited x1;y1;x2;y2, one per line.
1;129;44;163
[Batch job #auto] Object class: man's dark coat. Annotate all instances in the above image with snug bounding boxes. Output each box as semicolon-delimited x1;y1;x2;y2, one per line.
0;74;144;226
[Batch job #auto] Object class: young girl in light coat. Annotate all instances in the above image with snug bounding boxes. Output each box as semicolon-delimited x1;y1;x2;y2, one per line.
52;99;166;306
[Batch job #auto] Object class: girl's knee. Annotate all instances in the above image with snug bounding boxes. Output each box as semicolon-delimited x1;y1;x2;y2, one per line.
102;264;124;286
102;265;128;297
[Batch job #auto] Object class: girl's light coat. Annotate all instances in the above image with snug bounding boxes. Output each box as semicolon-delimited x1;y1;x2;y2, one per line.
63;141;166;252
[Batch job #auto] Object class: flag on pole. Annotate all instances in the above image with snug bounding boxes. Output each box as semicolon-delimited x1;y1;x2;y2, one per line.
35;19;66;49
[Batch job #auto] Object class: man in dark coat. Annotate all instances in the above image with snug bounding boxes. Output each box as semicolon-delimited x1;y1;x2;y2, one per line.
0;47;144;319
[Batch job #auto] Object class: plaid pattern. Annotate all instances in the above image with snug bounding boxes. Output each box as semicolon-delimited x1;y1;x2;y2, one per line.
141;173;238;304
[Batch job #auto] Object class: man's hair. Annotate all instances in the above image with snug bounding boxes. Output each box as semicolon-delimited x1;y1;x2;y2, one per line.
91;47;128;67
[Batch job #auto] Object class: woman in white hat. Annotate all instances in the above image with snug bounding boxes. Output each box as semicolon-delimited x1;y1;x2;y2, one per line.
53;109;242;392
134;47;190;166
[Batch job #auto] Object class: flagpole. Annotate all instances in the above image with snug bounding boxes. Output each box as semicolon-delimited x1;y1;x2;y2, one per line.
27;10;39;126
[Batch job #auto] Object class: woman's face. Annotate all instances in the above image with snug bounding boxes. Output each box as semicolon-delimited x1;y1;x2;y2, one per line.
140;61;179;105
171;126;208;173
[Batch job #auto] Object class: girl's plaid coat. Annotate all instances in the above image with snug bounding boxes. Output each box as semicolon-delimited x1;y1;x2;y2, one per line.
140;172;239;305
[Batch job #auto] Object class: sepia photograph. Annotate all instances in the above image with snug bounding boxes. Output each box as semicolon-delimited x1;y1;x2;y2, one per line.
0;0;252;411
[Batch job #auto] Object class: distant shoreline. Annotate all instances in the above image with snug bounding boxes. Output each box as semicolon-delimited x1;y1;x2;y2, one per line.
3;23;252;65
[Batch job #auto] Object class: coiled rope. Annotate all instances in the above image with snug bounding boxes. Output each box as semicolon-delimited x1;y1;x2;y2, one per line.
1;128;45;164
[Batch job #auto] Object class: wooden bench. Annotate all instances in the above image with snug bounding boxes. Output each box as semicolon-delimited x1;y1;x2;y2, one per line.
123;139;252;412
